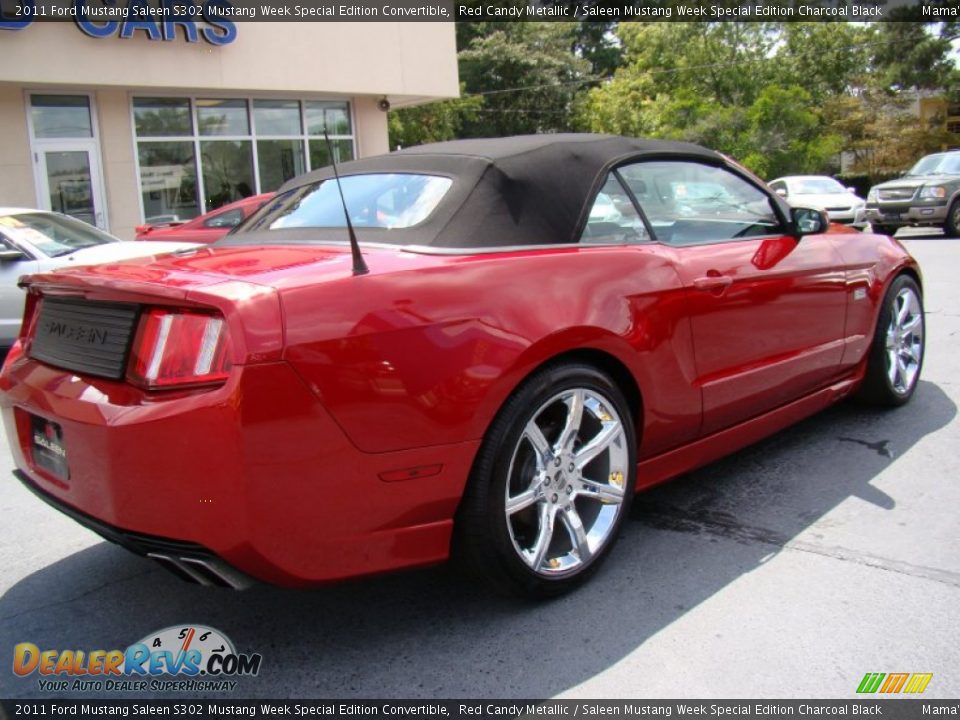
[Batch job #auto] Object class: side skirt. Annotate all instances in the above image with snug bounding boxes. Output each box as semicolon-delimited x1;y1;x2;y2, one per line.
636;373;863;492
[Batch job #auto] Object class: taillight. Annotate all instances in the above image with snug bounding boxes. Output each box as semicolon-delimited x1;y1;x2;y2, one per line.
0;294;40;381
127;309;233;390
0;339;25;380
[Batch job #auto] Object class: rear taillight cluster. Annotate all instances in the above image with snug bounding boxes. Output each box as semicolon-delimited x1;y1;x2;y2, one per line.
0;294;41;380
7;298;234;391
127;308;233;390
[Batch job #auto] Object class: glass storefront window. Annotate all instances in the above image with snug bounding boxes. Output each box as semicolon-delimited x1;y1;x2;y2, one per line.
31;95;93;139
44;150;96;226
134;98;192;137
257;139;306;193
253;100;301;136
309;138;354;170
305;101;352;136
133;97;354;220
200;140;255;211
197;99;250;136
137;142;200;222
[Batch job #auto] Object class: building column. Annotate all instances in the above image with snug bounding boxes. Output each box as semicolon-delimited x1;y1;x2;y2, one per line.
95;88;142;240
0;86;35;208
353;96;390;159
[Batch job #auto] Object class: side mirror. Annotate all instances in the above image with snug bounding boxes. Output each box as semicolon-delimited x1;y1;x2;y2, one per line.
846;187;857;194
775;188;787;197
0;248;26;262
791;207;829;237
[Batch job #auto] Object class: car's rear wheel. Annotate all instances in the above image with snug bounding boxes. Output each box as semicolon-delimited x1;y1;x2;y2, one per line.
455;363;636;598
856;275;924;407
944;199;960;238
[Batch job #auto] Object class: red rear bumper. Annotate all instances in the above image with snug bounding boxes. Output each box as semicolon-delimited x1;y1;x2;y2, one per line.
1;358;478;586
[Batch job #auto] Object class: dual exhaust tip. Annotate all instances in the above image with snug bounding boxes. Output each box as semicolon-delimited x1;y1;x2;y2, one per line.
147;552;253;590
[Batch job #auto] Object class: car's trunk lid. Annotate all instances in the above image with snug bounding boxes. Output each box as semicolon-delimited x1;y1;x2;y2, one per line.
23;244;445;296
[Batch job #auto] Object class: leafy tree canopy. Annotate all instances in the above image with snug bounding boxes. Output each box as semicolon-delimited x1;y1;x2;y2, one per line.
393;20;959;182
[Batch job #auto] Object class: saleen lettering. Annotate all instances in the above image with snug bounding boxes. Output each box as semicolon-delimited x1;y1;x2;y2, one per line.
43;320;108;345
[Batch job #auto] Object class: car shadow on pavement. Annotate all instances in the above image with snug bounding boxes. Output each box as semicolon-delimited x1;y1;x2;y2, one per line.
0;380;955;700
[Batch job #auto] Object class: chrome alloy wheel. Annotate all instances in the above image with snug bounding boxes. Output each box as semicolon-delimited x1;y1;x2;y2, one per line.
884;286;924;396
504;388;629;577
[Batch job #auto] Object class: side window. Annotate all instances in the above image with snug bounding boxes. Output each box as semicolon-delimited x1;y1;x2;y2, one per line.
204;207;245;229
770;180;787;197
0;232;27;261
579;174;650;245
619;161;784;246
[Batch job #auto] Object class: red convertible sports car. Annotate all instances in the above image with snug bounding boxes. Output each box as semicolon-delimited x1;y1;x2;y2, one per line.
0;135;924;597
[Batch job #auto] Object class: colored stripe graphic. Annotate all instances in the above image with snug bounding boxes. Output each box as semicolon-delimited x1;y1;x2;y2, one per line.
857;672;932;694
904;673;933;694
857;673;885;694
880;673;909;693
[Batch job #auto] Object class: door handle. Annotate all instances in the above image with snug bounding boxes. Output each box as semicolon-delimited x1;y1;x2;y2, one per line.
693;274;733;291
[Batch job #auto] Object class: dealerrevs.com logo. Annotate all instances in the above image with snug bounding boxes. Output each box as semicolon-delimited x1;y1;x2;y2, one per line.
13;625;262;693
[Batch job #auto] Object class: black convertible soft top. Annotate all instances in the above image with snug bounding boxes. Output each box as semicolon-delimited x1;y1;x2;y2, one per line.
233;134;727;249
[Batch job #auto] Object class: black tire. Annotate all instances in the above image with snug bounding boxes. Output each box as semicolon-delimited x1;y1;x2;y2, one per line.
944;199;960;238
871;224;897;237
454;362;637;599
856;275;924;407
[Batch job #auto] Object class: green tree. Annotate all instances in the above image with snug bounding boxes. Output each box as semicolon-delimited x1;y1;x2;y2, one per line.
571;21;622;78
741;85;842;178
812;21;960;178
388;86;483;150
612;22;778;107
458;22;592;137
774;22;874;102
389;23;593;147
872;20;960;92
824;86;954;177
579;22;840;177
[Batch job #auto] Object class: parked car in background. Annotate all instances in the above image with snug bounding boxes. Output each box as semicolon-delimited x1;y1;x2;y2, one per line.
0;135;923;598
865;151;960;237
136;194;273;244
769;176;867;228
0;208;198;349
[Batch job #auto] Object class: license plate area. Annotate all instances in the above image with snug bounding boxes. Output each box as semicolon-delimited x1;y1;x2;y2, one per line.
30;415;69;481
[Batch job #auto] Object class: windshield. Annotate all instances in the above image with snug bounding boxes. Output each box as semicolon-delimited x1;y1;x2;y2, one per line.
0;212;116;258
789;177;846;194
907;153;960;176
245;174;452;233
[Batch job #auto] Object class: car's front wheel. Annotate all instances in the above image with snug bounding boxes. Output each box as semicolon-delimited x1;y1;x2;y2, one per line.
856;275;924;406
944;199;960;238
455;363;636;598
871;223;897;237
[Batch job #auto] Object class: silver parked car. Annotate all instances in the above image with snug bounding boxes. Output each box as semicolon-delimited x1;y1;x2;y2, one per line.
0;208;198;348
769;176;867;228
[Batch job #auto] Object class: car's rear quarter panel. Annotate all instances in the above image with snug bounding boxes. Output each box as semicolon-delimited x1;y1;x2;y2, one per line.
279;245;702;460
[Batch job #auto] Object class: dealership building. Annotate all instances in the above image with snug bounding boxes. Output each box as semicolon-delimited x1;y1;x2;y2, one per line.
0;20;459;239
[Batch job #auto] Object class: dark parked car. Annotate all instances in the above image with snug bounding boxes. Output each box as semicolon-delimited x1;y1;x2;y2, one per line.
0;135;923;598
866;150;960;237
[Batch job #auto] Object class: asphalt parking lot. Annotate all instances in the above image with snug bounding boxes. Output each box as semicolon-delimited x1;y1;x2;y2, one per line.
1;232;958;701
